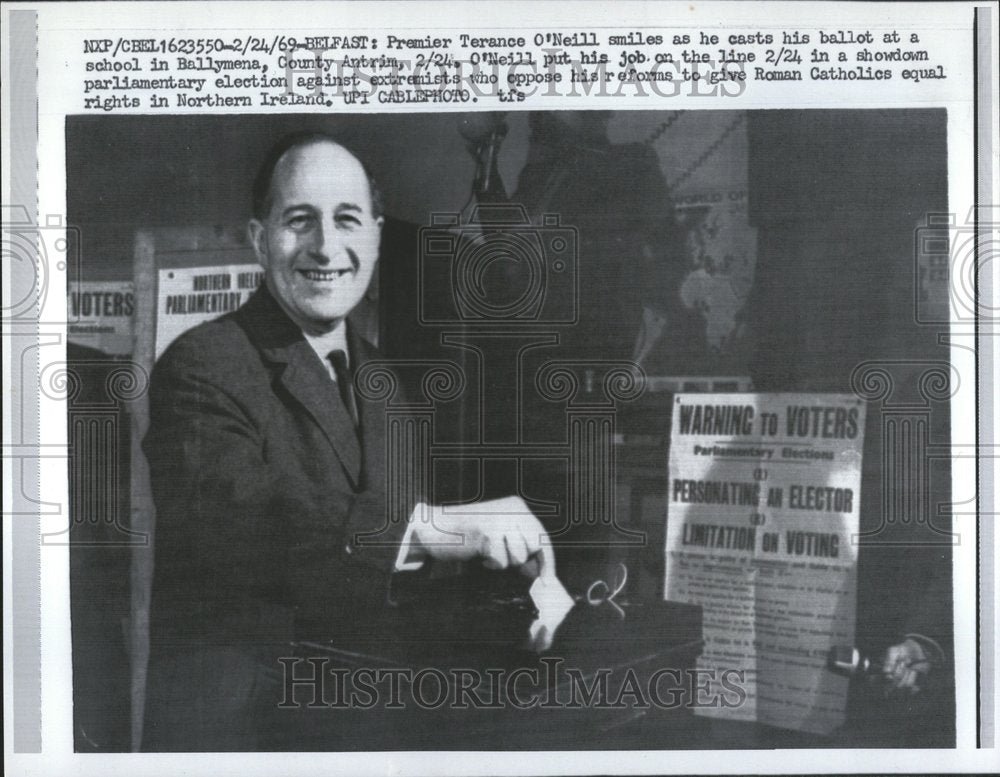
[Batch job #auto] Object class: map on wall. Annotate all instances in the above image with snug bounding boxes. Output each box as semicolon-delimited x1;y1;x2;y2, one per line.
611;110;757;378
675;193;756;353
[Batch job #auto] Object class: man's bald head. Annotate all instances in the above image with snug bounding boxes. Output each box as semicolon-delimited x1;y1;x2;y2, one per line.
252;131;383;221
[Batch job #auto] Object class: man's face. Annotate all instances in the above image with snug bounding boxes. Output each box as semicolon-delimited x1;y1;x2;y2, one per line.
249;141;382;335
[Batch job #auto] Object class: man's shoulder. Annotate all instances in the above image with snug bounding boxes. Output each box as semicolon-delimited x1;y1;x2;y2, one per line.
153;309;259;382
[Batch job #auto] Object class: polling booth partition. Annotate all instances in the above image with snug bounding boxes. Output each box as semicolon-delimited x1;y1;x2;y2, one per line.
127;225;258;750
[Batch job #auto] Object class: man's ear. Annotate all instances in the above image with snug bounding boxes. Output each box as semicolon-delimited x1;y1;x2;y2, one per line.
248;219;268;268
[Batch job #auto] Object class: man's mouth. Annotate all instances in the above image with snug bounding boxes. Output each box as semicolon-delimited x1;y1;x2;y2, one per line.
298;269;353;282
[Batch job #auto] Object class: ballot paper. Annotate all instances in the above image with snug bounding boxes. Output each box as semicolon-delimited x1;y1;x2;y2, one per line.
664;393;866;735
527;570;576;652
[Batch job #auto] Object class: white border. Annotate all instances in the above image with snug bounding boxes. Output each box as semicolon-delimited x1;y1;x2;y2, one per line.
3;1;997;773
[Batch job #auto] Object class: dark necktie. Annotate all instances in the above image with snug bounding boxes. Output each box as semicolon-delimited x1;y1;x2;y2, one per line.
328;349;359;429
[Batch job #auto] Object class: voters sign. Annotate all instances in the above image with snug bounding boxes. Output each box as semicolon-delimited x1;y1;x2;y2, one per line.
68;280;135;356
664;393;866;735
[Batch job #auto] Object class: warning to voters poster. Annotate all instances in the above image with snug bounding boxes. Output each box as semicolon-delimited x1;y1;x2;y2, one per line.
664;393;866;735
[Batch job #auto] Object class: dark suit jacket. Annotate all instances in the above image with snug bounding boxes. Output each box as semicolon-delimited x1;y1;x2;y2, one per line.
142;286;412;749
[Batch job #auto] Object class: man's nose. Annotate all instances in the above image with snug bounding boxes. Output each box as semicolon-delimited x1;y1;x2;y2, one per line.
306;218;343;261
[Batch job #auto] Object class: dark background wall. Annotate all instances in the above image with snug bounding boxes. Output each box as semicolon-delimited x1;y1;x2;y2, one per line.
747;109;949;392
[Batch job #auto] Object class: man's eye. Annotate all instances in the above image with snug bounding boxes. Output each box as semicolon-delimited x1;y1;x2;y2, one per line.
286;214;314;229
337;213;361;226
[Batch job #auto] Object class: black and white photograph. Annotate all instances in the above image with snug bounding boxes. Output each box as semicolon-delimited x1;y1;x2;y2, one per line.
65;108;955;751
2;1;996;775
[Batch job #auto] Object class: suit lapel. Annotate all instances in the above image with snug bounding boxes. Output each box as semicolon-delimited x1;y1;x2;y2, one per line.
348;326;388;492
240;288;362;487
278;345;362;486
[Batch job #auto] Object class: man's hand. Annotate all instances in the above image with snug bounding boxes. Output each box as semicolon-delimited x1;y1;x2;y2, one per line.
882;638;933;693
407;496;554;578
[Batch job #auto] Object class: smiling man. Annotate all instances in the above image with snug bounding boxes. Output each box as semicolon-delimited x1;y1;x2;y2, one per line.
141;132;555;751
248;137;382;337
